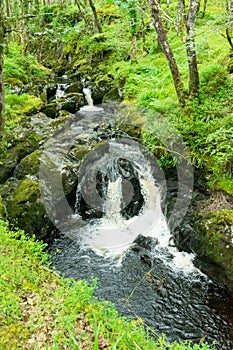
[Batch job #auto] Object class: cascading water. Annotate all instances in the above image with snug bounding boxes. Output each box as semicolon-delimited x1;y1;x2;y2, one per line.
46;102;233;349
83;87;94;107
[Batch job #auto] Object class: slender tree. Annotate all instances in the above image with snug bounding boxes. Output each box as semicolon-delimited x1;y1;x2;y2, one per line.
0;0;4;141
148;0;186;105
88;0;102;33
186;0;200;96
226;0;233;49
148;0;200;104
176;0;185;33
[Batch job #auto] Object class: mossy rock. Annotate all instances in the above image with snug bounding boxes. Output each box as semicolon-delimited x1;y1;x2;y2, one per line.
0;195;6;220
0;133;40;184
58;92;85;113
41;103;59;119
7;178;53;239
91;77;114;104
214;179;233;197
115;103;146;138
65;81;83;94
41;93;84;118
14;150;42;180
196;209;233;290
0;178;20;204
102;87;122;103
22;96;43;116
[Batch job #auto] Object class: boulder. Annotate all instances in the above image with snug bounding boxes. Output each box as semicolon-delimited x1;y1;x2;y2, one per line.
14;150;42;180
41;93;85;118
65;81;83;94
196;209;233;291
102;87;122;103
0;132;40;184
6;178;53;240
115;103;146;139
91;77;113;104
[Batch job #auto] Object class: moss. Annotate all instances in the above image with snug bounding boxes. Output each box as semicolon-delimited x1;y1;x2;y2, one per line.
65;81;83;94
214;179;233;197
41;93;85;118
0;324;29;349
0;196;7;220
0;132;39;183
22;96;43;115
197;210;233;285
115;103;146;138
15;150;42;179
7;178;52;239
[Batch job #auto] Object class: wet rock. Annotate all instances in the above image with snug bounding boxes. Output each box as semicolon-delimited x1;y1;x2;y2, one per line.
91;77;114;104
6;178;53;239
41;103;59;119
0;132;40;184
14;150;42;180
58;93;84;113
46;83;57;101
41;93;85;118
102;87;122;103
196;209;233;291
65;81;83;94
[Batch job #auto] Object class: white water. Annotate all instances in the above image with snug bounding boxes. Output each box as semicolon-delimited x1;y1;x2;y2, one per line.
55;83;68;99
78;163;197;273
80;87;104;112
103;178;123;225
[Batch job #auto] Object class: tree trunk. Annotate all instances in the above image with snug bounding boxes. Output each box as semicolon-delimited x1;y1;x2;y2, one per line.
88;0;102;33
148;0;186;105
0;0;4;141
176;0;186;33
186;0;200;96
201;0;207;18
226;0;233;49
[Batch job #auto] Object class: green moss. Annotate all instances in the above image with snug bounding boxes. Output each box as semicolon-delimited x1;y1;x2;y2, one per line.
0;196;6;220
21;96;43;116
16;150;42;179
198;210;233;282
0;324;29;349
116;103;146;138
6;178;52;239
213;179;233;197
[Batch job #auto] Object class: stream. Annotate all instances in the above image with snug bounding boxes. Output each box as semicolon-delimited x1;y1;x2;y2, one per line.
44;85;233;349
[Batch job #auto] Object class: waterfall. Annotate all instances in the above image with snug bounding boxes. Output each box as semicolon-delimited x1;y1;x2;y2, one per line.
83;87;94;106
80;87;103;112
103;178;123;225
75;141;197;272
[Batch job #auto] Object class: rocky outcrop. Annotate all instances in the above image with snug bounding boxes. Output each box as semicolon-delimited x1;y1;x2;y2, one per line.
195;191;233;291
41;93;84;118
6;178;53;240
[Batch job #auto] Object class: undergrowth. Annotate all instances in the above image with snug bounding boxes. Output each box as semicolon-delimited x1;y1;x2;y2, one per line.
0;220;215;349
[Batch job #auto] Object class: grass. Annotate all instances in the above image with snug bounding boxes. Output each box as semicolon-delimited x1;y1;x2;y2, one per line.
0;219;215;349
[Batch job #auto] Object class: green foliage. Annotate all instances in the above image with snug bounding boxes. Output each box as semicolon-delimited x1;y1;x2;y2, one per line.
5;93;43;120
199;64;228;95
0;220;215;349
4;43;49;86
